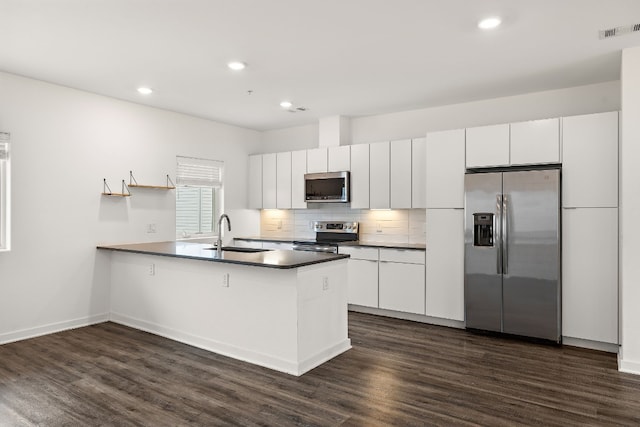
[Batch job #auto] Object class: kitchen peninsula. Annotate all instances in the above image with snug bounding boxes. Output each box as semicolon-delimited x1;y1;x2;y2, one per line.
97;241;351;375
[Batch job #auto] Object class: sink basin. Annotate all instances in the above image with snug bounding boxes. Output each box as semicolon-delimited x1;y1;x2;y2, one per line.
204;246;271;253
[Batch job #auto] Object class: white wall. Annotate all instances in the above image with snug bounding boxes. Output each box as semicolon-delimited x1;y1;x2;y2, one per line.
0;72;261;343
261;81;620;149
620;47;640;374
259;123;319;154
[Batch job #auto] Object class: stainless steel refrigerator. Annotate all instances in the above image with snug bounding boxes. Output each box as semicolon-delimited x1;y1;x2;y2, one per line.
464;168;561;342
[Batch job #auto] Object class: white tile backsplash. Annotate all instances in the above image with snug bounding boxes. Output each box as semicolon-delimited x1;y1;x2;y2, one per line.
260;206;426;243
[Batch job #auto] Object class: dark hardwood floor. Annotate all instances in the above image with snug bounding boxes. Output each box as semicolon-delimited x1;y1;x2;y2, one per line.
1;312;639;426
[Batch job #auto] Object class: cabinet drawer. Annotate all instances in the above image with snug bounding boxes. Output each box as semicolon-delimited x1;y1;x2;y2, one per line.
339;246;379;261
379;248;425;264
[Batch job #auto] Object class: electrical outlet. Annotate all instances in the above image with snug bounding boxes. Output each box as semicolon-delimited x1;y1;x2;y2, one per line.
322;276;329;291
148;263;155;276
222;273;230;287
146;223;157;233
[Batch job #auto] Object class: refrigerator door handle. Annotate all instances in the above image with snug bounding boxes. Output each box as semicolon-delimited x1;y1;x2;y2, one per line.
496;194;502;275
503;195;508;275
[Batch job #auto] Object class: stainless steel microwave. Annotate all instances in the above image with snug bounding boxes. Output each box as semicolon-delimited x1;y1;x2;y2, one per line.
304;171;350;203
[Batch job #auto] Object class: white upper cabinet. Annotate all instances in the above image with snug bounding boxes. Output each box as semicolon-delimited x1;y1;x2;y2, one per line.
350;144;370;209
276;152;292;209
248;154;262;209
262;153;277;209
562;111;618;208
306;147;328;173
291;150;307;209
369;141;390;209
510;118;560;165
411;138;426;209
390;139;412;209
328;146;351;171
465;123;510;168
426;129;465;209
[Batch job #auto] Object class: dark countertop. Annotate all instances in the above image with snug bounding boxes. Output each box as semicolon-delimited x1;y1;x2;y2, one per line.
234;237;426;251
97;241;349;269
338;241;426;250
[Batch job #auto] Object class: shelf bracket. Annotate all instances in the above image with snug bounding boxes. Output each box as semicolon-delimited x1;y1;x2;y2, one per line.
129;170;138;186
167;174;175;188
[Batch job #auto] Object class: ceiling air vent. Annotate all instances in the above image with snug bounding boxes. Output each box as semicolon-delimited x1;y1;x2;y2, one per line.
599;23;640;39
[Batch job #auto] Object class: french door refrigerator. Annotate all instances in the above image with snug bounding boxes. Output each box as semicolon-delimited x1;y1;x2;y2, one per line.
464;168;561;342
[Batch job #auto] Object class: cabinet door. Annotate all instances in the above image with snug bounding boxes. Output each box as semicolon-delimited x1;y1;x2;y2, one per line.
369;141;390;209
248;154;262;209
328;146;350;172
510;118;560;165
465;123;510;168
390;139;412;209
347;259;379;307
379;262;425;314
562;111;618;208
350;144;370;209
426;129;465;208
262;153;277;209
411;138;426;208
276;152;292;209
307;148;328;173
425;209;464;321
291;150;307;209
562;207;618;344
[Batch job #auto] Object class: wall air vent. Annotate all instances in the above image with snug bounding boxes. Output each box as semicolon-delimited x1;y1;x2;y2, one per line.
599;23;640;39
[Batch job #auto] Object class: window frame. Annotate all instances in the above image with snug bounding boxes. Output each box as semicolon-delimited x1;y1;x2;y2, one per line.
0;132;11;251
175;156;224;240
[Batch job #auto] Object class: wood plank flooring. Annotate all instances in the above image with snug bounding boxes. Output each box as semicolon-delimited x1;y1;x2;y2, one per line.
1;312;639;426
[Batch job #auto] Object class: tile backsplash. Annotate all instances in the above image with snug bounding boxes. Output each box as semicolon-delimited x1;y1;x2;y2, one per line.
260;205;426;244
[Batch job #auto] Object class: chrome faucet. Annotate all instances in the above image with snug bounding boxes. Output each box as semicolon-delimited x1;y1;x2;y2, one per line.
216;214;231;257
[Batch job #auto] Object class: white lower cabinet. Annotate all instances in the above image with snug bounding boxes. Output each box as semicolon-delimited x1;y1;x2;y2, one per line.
347;259;379;307
425;209;464;321
562;207;618;344
339;246;379;307
378;249;425;315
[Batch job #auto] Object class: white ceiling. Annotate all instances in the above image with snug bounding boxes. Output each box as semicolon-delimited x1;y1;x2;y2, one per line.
1;0;640;131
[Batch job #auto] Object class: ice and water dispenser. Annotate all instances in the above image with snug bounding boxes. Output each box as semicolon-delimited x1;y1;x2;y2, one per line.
473;213;494;247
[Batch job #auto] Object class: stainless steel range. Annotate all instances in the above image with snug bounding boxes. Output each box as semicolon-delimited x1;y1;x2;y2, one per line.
292;221;359;253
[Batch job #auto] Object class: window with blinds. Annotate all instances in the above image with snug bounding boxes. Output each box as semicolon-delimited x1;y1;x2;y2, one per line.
0;132;10;251
176;156;223;238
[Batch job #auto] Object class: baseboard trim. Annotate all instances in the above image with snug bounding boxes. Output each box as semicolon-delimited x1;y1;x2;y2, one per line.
348;305;465;329
562;336;619;353
619;357;640;375
110;312;343;376
297;339;352;376
0;313;110;345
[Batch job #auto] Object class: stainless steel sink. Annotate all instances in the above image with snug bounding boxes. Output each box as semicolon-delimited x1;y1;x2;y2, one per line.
204;246;270;253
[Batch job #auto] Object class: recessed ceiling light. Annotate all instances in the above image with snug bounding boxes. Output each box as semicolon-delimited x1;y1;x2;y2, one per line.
137;87;153;95
478;17;502;30
280;101;293;108
227;61;246;71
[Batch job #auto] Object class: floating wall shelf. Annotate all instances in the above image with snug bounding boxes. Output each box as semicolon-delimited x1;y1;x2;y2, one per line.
102;179;130;197
129;171;176;190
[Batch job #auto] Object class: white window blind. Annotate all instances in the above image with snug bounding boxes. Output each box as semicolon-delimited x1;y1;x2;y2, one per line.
0;132;11;251
176;156;223;238
176;156;223;187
